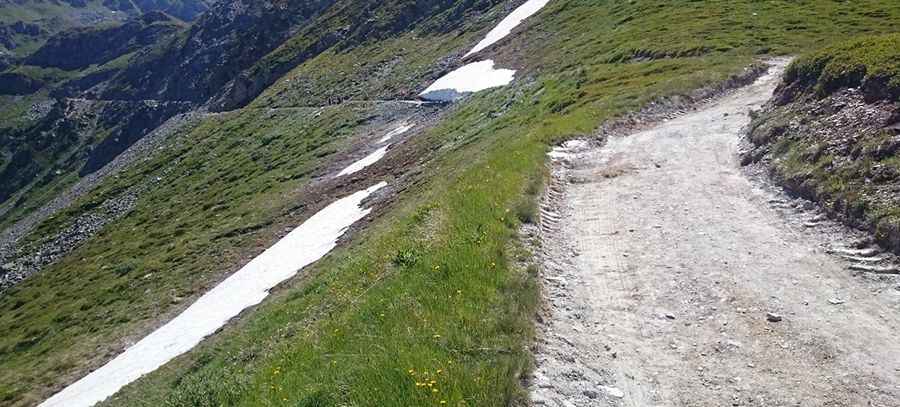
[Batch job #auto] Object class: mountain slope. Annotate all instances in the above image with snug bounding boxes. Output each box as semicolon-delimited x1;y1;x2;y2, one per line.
1;1;900;406
0;5;200;232
0;0;503;233
0;0;213;58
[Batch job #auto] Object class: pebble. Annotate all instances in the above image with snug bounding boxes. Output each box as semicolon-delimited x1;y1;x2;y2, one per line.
766;312;783;322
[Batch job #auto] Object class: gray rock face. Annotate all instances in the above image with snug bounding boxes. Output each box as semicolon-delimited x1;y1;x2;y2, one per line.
102;0;339;104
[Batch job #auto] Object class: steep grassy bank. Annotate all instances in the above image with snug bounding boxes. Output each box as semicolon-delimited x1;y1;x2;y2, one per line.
745;34;900;253
0;104;398;405
4;0;900;406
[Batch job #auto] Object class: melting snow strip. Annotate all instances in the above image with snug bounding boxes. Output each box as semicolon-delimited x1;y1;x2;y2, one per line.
39;182;387;407
464;0;551;57
336;146;390;177
379;123;414;143
419;60;516;102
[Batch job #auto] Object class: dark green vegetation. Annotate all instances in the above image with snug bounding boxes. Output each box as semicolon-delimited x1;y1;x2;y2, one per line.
747;33;900;253
0;98;193;231
0;104;380;406
3;0;900;406
783;33;900;100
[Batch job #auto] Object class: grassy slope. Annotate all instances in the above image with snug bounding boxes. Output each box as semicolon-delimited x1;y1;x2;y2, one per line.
100;1;900;405
785;33;900;98
0;106;371;406
251;31;466;108
1;6;505;405
3;0;900;406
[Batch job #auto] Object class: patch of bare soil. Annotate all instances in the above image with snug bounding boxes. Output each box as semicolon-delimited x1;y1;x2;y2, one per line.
529;59;900;407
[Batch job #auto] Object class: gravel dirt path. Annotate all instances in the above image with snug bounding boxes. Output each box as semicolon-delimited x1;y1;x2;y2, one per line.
530;60;900;407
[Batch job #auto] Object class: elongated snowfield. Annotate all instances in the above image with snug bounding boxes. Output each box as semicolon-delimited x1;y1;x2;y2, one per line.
464;0;551;57
379;123;414;143
337;146;390;177
40;182;387;407
419;60;515;101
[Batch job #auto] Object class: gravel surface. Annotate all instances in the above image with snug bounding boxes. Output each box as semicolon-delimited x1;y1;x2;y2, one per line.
530;60;900;406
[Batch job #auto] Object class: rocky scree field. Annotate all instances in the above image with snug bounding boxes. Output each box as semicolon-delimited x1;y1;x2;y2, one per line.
2;0;900;406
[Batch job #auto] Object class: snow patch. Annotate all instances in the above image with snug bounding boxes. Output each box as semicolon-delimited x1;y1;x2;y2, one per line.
39;182;387;407
464;0;551;57
379;123;414;143
419;60;515;102
337;146;390;177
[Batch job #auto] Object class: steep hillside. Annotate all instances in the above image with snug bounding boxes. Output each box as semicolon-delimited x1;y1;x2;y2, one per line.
0;12;189;223
1;1;900;407
0;6;197;230
99;0;508;107
0;0;504;232
744;34;900;253
0;0;213;58
24;11;185;71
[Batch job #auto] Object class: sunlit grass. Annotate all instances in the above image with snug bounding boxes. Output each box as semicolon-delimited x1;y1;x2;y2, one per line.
4;0;900;406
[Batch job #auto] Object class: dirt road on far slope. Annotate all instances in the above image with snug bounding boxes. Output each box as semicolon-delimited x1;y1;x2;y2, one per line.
529;60;900;407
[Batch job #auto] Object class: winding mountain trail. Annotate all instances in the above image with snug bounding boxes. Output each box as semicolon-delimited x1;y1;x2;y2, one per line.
531;60;900;406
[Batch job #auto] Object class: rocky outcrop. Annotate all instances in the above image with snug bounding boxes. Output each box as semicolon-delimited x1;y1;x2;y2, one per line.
103;0;504;110
130;0;215;21
0;1;212;56
100;0;339;103
209;0;504;110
